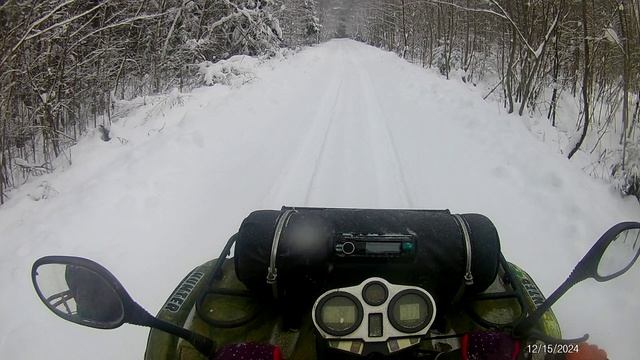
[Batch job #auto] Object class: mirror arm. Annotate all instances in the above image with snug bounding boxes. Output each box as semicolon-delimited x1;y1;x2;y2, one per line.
126;301;216;358
514;267;587;338
528;329;589;345
147;316;216;358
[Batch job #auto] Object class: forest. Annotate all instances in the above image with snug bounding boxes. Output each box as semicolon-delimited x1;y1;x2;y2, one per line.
1;0;639;204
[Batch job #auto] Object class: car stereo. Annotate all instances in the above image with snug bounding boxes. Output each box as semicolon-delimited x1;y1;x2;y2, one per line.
335;234;416;259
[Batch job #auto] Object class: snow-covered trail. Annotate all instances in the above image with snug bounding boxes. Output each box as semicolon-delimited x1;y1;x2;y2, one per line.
1;39;639;359
265;45;412;207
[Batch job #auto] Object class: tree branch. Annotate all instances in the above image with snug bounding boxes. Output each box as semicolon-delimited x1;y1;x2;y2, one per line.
0;0;77;68
24;2;106;41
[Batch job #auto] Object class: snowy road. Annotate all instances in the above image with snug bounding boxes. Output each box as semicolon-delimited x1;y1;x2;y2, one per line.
1;40;639;359
263;45;412;207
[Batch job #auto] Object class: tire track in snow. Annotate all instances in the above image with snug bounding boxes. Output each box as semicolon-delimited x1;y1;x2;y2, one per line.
301;42;410;207
261;55;346;206
301;44;385;206
263;42;412;208
346;46;414;207
302;81;344;205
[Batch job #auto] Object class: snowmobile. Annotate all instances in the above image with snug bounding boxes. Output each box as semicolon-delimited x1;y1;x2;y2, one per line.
32;207;640;360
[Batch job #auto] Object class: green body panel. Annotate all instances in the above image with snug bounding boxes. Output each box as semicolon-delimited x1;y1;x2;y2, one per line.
145;258;561;360
145;260;217;360
509;263;562;339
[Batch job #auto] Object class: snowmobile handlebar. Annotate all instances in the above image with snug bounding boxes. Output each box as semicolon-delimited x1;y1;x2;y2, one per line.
526;329;589;346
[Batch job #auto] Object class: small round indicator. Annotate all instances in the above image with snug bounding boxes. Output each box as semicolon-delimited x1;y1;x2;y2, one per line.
342;242;355;255
402;241;414;252
315;292;363;336
388;290;432;333
362;281;388;306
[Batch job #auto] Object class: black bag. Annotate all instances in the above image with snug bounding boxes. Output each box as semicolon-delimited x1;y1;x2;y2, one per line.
234;207;501;308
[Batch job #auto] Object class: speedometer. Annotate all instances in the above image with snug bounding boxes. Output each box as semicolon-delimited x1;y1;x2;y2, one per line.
315;292;363;336
388;290;433;333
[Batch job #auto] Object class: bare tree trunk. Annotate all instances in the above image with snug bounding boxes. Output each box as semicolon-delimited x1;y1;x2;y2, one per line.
505;27;516;113
620;1;630;170
401;0;407;58
632;95;639;139
0;126;5;205
569;0;591;159
548;26;560;126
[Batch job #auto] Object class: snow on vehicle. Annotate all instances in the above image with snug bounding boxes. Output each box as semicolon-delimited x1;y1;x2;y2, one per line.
31;207;640;359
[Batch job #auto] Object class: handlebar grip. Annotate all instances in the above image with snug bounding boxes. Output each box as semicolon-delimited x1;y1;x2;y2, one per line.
528;329;589;345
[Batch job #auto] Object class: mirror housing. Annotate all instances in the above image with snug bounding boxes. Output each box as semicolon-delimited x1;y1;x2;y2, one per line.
595;224;640;281
32;256;128;329
568;222;640;284
514;222;640;338
32;256;216;357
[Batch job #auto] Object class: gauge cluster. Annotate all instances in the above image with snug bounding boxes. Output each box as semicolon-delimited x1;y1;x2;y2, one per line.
312;277;437;346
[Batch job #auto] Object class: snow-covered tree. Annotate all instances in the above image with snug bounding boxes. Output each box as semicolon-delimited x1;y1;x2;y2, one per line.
223;0;283;55
302;0;321;43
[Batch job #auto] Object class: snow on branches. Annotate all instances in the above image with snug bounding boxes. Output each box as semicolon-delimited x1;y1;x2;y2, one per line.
198;55;260;86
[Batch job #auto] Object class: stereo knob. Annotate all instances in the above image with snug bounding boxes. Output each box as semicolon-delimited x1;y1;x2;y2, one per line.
342;241;355;255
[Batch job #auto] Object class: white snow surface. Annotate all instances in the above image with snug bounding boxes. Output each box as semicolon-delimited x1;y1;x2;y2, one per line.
198;55;261;86
1;39;639;359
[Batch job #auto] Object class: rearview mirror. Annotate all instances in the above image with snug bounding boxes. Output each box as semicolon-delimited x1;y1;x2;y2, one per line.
32;257;126;329
596;227;640;280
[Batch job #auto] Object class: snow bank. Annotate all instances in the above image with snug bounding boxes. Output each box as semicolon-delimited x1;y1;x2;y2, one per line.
198;55;261;86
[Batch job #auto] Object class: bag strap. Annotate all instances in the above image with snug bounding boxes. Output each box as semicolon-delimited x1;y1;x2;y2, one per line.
266;209;296;299
452;214;475;303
